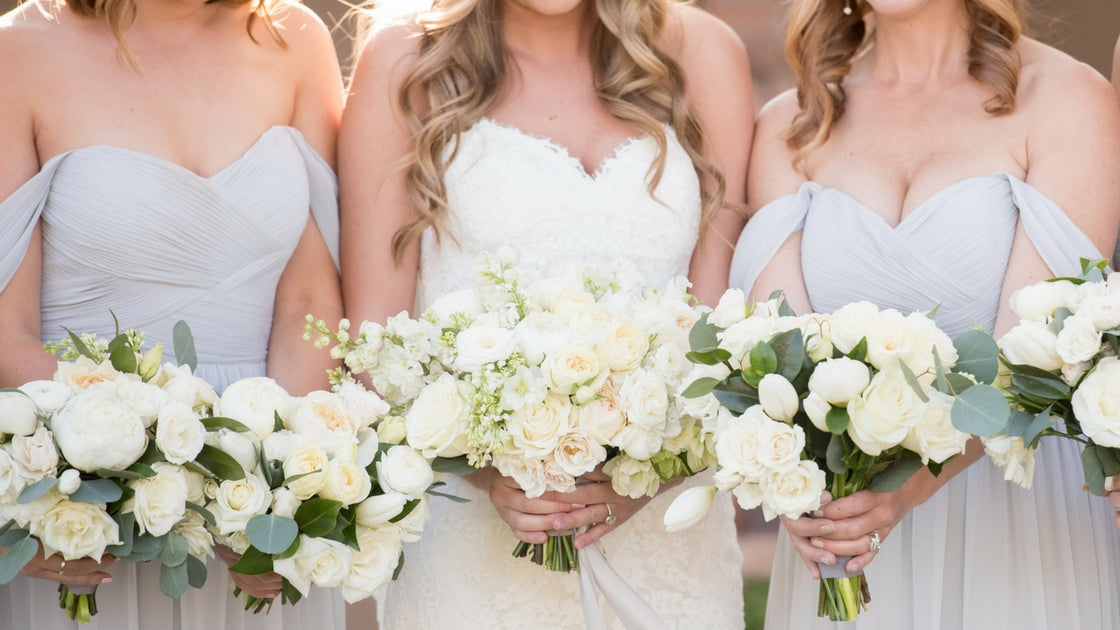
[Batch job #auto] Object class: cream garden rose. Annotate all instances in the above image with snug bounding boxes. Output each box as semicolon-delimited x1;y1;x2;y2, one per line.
286;391;361;454
212;473;272;535
9;427;58;480
405;374;471;458
1072;357;1120;447
31;493;122;560
283;443;329;500
762;461;827;521
846;369;922;456
129;462;190;537
155;401;206;465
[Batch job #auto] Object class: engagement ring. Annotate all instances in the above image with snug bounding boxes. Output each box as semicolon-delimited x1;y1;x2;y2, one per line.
604;503;618;526
868;531;882;553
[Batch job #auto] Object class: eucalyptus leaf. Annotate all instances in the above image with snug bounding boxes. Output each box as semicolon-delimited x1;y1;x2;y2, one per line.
294;498;344;538
0;536;38;585
122;534;164;563
274;533;302;560
1024;408;1055;448
186;555;208;589
688;313;721;352
17;477;59;504
0;525;30;548
825;407;849;435
898;362;930;403
160;561;191;599
932;346;949;393
1099;447;1120;478
158;533;190;568
173;320;198;372
1082;445;1107;495
681;377;720;399
247;514;299;554
107;512;136;557
95;466;153;480
826;435;848;475
950;385;1011;436
713;389;757;416
953;330;1000;384
942;373;977;395
431;455;477;476
1003;409;1035;438
870;452;924;492
70;478;124;504
202;417;254;433
195;444;246;481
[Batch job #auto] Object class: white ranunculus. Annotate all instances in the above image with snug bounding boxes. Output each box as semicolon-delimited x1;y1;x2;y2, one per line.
1077;293;1120;331
982;434;1037;489
1073;357;1120;447
1056;315;1103;365
575;397;627;447
663;485;718;532
597;322;650;372
130;462;189;537
507;394;572;459
118;381;169;428
54;357;123;391
709;289;749;328
18;380;70;418
808;358;871;406
377;445;433;498
617;369;668;432
0;391;40;437
454;323;517;372
1008;279;1079;321
286;391;361;455
714;407;769;479
758;374;799;422
155;402;206;465
514;312;571;367
271;487;302;519
334;381;390;431
219;377;293;441
10;426;58;480
56;468;81;495
846;369;922;456
542;347;605;395
761;460;826;521
32;494;121;560
829;301;880;354
756;421;805;473
354;492;408;527
999;320;1063;371
321;458;374;506
404;375;470;458
553;432;607;477
901;390;970;464
51;383;148;472
493;454;547;498
212;473;272;535
283;443;329;500
603;455;661;498
343;526;404;603
273;536;354;597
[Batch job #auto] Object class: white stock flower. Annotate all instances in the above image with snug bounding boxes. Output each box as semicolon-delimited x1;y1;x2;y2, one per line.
426;288;483;328
1008;280;1079;321
377;446;433;498
51;383;148;472
542;347;606;395
709;289;749;328
982;434;1037;489
283;443;329;500
285;391;361;454
901;390;970;464
355;492;408;527
809;358;872;406
130;462;190;537
846;369;922;456
32;495;121;560
212;473;272;535
761;461;826;521
0;391;40;437
829;301;880;354
10;427;58;480
617;369;669;432
756;421;805;473
999;321;1063;371
405;375;471;458
1072;357;1120;447
597;322;649;372
553;432;607;477
1055;315;1103;365
507;394;572;458
18;380;70;418
343;526;404;603
664;485;718;532
758;374;799;422
273;536;354;597
454;323;517;372
118;381;169;428
493;454;547;498
155;402;206;465
604;456;661;499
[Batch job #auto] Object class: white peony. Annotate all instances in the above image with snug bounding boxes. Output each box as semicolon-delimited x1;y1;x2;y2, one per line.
334;381;390;431
218;378;294;442
205;428;259;477
158;365;217;413
118;381;169;428
54;357;123;391
1077;293;1120;331
51;383;148;472
285;391;361;455
828;301;880;354
377;446;433;498
1072;357;1120;447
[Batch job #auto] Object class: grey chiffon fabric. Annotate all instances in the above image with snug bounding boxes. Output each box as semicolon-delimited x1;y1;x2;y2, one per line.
0;126;344;630
730;173;1120;630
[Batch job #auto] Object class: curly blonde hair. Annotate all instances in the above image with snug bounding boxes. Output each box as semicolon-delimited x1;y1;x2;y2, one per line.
785;0;1025;164
63;0;288;70
382;0;728;262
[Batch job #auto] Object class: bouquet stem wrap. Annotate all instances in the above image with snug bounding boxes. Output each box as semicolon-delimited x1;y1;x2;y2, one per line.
577;542;667;630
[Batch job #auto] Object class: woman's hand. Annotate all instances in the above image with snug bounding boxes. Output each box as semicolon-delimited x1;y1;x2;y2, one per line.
482;468;577;545
545;469;657;549
9;546;114;587
215;545;283;599
1107;477;1120;532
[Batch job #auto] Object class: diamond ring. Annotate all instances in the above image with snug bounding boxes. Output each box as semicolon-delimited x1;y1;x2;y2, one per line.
604;503;618;526
868;531;882;553
59;560;66;575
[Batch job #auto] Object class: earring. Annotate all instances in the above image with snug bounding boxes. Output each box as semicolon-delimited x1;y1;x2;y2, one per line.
843;0;853;15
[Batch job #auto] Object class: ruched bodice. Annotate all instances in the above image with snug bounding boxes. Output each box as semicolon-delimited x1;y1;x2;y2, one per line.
0;125;340;391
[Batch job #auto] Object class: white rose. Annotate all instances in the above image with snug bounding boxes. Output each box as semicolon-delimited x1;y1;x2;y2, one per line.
1061;361;1092;387
507;394;572;458
514;312;571;367
0;449;24;501
262;429;310;464
901;390;970;464
273;536;353;597
603;456;660;498
377;445;433;498
130;462;189;537
343;526;404;603
756;421;805;473
982;434;1037;489
51;383;148;472
542;458;576;494
0;391;40;437
865;310;930;374
218;377;293;441
155;402;206;465
217;530;251;555
173;511;214;559
761;460;826;521
617;369;668;432
846;369;922;456
542;347;605;395
321;458;374;506
454;323;517;372
212;473;272;535
574;397;627;447
271;487;302;519
758;374;799;422
56;468;81;495
713;467;745;492
118;381;169;428
709;289;749;328
283;443;329;500
404;375;471;458
32;495;121;560
808;358;871;406
551;294;612;347
613;424;663;460
1009;279;1079;321
205;428;259;476
183;467;206;504
18;380;70;418
160;368;217;414
731;481;765;511
553;432;607;477
597;322;650;372
285;391;361;455
829;301;880;354
714;407;769;478
1056;315;1103;365
493;454;547;499
54;357;122;391
1000;320;1063;371
1077;293;1120;331
10;427;58;480
1072;357;1120;447
355;492;408;527
335;381;390;430
663;485;718;532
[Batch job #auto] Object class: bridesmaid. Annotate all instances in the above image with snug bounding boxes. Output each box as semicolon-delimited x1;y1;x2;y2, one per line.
731;0;1120;628
1110;33;1120;533
0;0;346;628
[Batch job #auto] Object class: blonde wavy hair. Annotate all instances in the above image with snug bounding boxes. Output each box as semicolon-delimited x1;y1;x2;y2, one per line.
785;0;1026;164
383;0;728;262
62;0;288;69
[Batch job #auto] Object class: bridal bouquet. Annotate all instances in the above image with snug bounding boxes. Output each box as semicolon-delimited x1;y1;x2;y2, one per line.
0;322;217;623
202;377;433;609
310;255;715;572
981;259;1120;493
665;292;1003;621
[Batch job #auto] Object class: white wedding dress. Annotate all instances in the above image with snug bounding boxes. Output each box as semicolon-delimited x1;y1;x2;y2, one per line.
0;126;345;630
374;118;745;629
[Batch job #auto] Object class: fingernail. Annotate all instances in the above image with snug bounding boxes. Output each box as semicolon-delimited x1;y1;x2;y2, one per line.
820;525;834;534
554;518;569;529
811;510;824;518
1107;477;1115;492
101;577;113;584
821;491;832;503
811;538;824;549
847;561;860;573
819;557;833;566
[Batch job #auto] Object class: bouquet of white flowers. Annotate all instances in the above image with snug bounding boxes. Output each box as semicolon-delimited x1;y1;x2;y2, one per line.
0;321;217;623
980;259;1120;493
665;292;1002;621
310;255;715;573
202;377;434;610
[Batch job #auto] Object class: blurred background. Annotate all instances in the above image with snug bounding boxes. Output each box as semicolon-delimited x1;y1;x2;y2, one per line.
1;0;1117;628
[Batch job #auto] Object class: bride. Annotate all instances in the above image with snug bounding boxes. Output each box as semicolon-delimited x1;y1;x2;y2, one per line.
0;0;346;627
732;0;1120;628
339;0;752;627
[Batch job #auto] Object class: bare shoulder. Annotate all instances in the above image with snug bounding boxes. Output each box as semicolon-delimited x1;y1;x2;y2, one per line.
747;89;806;209
0;1;60;60
663;3;748;72
1017;38;1118;129
264;2;337;62
352;19;425;84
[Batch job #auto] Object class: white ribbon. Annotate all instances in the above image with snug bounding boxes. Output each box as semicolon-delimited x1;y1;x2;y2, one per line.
577;542;668;630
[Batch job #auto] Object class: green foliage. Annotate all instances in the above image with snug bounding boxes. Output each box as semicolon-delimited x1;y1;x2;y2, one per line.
173;320;198;372
247;514;300;554
950;384;1011;436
